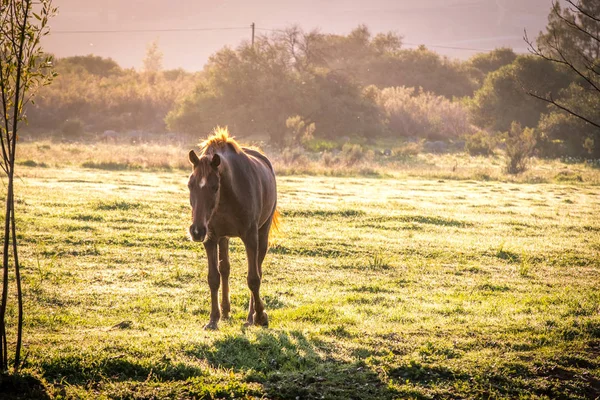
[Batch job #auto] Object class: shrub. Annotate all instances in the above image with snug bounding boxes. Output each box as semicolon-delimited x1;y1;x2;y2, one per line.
305;139;338;152
392;141;422;157
505;122;536;174
285;116;315;147
374;86;473;140
537;109;599;158
281;147;308;166
61;118;85;138
341;144;365;166
554;170;583;182
28;57;198;134
465;130;495;156
321;151;337;167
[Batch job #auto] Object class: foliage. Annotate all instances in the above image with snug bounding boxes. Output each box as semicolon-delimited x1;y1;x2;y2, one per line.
285;115;315;147
469;56;572;132
505;122;537;174
166;31;385;143
536;81;600;158
341;143;366;166
373;86;474;140
468;47;518;76
0;0;55;372
363;48;479;98
14;19;599;160
465;130;496;156
142;39;163;74
304;138;337;152
60;118;84;138
27;57;198;134
537;0;600;58
525;0;600;140
311;26;478;98
56;54;121;77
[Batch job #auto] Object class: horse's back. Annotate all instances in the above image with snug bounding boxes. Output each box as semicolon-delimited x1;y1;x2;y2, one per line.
243;147;275;175
230;147;277;228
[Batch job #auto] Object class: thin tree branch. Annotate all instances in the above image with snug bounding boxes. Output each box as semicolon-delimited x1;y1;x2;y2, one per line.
566;0;600;23
554;2;600;44
527;90;600;129
525;29;600;93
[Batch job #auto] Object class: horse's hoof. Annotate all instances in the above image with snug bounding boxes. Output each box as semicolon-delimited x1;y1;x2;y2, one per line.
204;321;219;330
221;312;230;320
253;311;269;327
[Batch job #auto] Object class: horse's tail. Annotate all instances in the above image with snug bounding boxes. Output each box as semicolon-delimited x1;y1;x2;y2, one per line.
269;209;280;242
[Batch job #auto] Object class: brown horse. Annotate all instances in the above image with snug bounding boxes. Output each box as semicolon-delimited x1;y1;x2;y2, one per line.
187;127;278;330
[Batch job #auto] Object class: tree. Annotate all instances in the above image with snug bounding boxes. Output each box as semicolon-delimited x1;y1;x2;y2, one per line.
0;0;55;372
468;47;517;82
469;56;572;132
524;0;600;130
143;39;163;74
57;55;122;77
505;122;536;174
166;29;385;144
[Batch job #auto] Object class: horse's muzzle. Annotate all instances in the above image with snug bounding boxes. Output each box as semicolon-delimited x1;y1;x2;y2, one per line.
189;224;206;242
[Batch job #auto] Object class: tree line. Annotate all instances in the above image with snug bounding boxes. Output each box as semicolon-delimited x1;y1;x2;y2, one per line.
25;0;600;158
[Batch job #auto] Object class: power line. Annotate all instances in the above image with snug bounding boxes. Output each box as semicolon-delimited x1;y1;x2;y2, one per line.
256;28;495;52
403;42;493;52
52;27;249;34
255;27;286;33
52;25;500;53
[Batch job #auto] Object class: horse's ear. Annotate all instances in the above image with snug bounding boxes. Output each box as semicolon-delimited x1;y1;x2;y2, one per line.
211;154;221;169
188;150;200;167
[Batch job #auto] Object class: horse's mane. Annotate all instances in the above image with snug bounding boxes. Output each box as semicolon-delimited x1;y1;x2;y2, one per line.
199;127;242;155
199;127;268;158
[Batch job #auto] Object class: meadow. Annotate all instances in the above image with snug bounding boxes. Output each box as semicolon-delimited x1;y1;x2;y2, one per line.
1;142;600;399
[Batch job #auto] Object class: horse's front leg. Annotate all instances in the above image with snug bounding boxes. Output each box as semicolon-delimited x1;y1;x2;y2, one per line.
218;237;231;320
203;239;220;330
243;227;268;327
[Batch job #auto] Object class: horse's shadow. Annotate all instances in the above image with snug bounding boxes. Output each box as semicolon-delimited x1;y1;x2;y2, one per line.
0;373;51;400
185;329;398;399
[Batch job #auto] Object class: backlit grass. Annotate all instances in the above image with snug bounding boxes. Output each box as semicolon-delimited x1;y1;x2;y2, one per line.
0;164;599;399
15;140;600;184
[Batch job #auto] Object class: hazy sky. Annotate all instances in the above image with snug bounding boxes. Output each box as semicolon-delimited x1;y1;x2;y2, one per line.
43;0;556;71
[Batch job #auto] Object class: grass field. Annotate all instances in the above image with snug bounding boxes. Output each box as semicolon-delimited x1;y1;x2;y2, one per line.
1;154;600;399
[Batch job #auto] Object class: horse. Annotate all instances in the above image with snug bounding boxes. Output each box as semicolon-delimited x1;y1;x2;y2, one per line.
187;127;279;330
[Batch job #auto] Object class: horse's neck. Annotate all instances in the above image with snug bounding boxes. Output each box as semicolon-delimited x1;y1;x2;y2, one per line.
219;151;249;199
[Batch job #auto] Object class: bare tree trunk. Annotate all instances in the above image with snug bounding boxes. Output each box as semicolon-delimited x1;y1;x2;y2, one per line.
0;0;43;373
0;181;12;371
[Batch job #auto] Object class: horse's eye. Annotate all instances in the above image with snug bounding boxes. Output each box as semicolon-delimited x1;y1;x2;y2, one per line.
211;185;219;192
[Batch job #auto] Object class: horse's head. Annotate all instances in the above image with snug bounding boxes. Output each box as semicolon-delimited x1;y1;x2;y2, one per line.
187;150;221;242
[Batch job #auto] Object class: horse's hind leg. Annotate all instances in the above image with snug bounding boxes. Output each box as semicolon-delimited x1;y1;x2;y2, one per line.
243;224;269;327
218;237;231;320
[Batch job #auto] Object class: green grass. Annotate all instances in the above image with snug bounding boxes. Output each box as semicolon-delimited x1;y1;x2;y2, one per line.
0;165;599;399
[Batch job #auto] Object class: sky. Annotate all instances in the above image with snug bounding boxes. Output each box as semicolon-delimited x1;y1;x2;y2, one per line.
42;0;557;71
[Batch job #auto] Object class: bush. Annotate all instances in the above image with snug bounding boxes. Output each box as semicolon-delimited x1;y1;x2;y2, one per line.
61;118;85;138
285;116;315;147
281;147;308;166
374;86;473;140
392;141;422;157
505;122;536;174
321;151;337;167
304;139;338;152
465;130;495;156
28;57;198;134
341;144;365;166
536;107;600;158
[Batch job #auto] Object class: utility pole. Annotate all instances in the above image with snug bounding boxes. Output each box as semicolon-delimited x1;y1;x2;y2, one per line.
251;22;255;48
